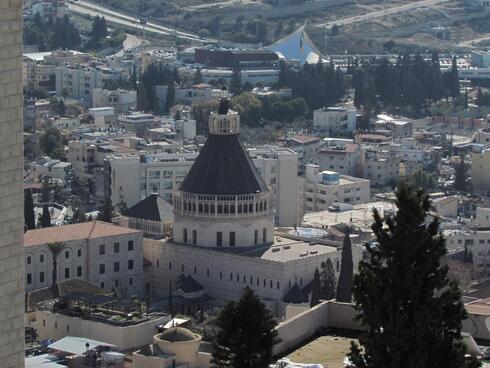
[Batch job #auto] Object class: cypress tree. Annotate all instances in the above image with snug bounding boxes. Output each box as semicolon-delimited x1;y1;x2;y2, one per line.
454;158;467;192
230;63;242;95
24;189;36;230
40;203;51;228
349;183;477;368
321;258;336;300
212;287;278;368
310;268;321;307
336;232;353;303
97;195;114;223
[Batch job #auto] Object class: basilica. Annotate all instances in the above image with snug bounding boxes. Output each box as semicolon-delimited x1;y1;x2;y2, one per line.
144;93;361;316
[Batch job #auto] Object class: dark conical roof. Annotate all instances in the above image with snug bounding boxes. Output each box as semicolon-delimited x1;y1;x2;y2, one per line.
124;193;173;222
179;133;267;195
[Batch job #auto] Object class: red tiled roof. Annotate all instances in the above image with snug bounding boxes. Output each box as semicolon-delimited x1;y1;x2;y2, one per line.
24;221;140;247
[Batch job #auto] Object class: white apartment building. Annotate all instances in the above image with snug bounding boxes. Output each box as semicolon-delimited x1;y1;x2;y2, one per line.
24;221;144;296
50;116;80;130
319;143;362;176
55;66;104;104
363;154;400;187
302;165;370;213
107;146;301;226
29;157;73;184
175;84;218;106
313;106;357;136
281;134;321;174
31;0;67;18
67;140;113;187
117;112;161;137
91;88;137;113
387;138;441;169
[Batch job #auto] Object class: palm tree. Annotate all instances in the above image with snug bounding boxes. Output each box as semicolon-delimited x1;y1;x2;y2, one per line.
47;242;66;293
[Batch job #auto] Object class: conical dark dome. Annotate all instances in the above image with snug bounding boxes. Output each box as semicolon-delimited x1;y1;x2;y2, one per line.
179;99;267;196
179;133;267;195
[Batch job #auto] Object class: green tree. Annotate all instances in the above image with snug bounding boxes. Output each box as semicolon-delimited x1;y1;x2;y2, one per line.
212;287;278;368
194;67;203;84
230;63;242;96
231;92;263;127
191;100;219;134
321;258;337;300
91;15;108;40
70;207;87;224
47;242;66;291
40;203;51;228
24;189;36;230
454;158;467;192
97;195;114;223
348;183;476;368
411;167;436;190
40;127;63;157
310;268;321;307
336;233;353;303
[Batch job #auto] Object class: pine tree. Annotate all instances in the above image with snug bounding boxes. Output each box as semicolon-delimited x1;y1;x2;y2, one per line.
321;258;336;300
97;195;114;223
194;67;203;84
336;233;353;302
24;189;36;230
454;158;467;192
230;63;242;95
40;203;51;228
70;207;86;223
349;183;477;368
310;268;321;307
212;287;278;368
165;81;175;112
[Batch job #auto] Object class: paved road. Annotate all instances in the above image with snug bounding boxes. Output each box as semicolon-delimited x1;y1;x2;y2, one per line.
184;0;255;11
112;33;143;57
68;0;216;43
314;0;451;28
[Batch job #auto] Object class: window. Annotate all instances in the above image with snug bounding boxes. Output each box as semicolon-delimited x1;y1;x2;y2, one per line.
55;322;57;329
219;271;222;279
254;230;259;245
100;282;105;289
67;325;70;332
40;272;45;283
128;260;134;270
77;249;82;257
263;228;267;243
128;240;134;251
263;279;266;287
40;254;44;263
168;261;171;269
207;269;210;277
99;264;105;274
194;266;197;274
217;232;223;247
230;273;233;281
77;266;82;277
27;256;31;264
229;232;236;247
183;228;188;243
270;280;273;288
277;281;280;289
181;264;184;272
27;273;32;284
65;251;69;259
192;230;197;245
65;268;70;279
114;242;120;253
99;244;105;255
243;275;246;284
115;280;119;287
163;181;173;190
129;277;133;285
114;262;120;272
257;278;259;286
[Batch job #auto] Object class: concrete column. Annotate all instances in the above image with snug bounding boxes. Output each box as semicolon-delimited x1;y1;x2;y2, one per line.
0;0;25;367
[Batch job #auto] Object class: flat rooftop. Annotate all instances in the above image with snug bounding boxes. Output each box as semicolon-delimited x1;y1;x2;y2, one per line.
303;201;397;230
251;237;337;262
285;331;358;368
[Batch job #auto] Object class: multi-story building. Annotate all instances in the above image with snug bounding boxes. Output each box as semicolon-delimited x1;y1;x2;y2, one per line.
23;61;55;89
363;150;400;187
471;144;490;195
107;146;301;226
313;106;357;136
117;112;161;137
24;221;144;296
55;66;104;104
91;88;137;113
0;1;25;366
175;83;218;106
471;50;490;67
28;157;74;185
319;143;362;176
280;134;321;174
301;165;370;213
31;0;67;18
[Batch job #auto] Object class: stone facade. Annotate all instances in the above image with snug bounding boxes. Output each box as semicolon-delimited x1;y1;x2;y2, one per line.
0;1;25;367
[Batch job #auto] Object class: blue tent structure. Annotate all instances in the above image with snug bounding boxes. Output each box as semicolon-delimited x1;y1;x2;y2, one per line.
267;25;323;65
